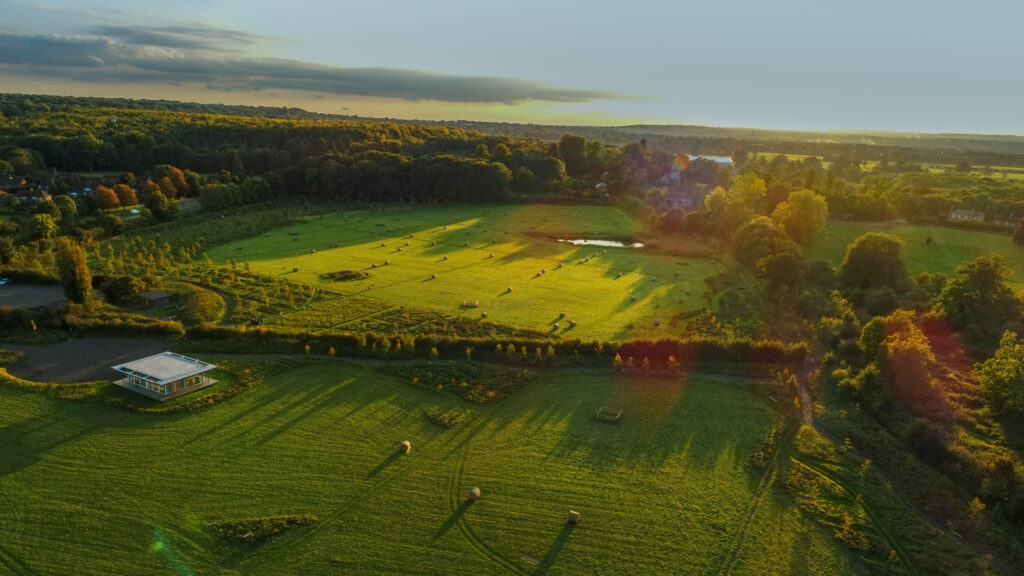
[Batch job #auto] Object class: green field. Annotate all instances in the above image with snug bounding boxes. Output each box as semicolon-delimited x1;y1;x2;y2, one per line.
809;221;1024;289
206;205;723;340
0;360;862;575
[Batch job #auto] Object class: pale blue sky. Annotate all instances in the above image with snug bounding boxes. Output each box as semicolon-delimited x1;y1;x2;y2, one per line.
1;0;1021;133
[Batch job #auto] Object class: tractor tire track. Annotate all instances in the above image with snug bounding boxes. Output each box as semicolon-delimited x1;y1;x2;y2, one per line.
718;424;795;576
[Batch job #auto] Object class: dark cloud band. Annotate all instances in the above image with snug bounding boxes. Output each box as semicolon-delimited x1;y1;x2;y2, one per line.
0;32;618;104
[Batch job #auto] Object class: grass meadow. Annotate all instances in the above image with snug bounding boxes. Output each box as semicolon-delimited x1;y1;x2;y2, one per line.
808;221;1024;289
0;361;864;575
206;205;723;340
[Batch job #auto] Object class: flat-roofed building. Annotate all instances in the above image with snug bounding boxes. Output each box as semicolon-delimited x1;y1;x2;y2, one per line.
112;352;217;401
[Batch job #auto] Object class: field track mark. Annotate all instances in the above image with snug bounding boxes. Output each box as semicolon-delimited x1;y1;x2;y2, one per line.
718;424;795;576
793;456;920;576
444;443;529;576
0;545;36;576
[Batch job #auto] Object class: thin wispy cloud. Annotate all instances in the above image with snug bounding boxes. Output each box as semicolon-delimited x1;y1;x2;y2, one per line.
87;24;273;52
0;31;621;104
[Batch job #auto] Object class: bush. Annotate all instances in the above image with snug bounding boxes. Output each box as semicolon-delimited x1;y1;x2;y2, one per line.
100;275;144;304
425;407;464;428
207;514;318;542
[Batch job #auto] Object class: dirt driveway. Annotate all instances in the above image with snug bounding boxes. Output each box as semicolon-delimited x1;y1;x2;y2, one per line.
3;337;168;383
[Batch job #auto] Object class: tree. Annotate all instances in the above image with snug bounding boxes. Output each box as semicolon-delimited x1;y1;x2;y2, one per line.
976;332;1024;419
839;233;906;290
55;238;92;304
558;135;589;177
32;213;57;239
1014;220;1024;247
729;172;767;210
772;189;829;245
936;255;1021;343
0;236;14;264
954;160;972;173
113;184;137;207
731;216;802;268
94;185;121;210
100;275;143;304
145;189;177;222
53;195;77;222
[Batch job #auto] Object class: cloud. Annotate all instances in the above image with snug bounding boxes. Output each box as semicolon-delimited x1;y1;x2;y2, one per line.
87;24;271;52
0;32;620;104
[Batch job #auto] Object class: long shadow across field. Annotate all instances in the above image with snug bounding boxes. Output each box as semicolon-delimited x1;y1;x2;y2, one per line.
535;522;576;576
432;499;474;541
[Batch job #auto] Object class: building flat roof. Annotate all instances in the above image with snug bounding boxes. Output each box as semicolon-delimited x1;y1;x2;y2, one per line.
112;352;217;385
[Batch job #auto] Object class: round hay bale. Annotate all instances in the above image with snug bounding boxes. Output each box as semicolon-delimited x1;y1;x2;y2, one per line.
401;440;411;454
630;295;636;301
488;253;494;258
310;249;316;253
654;319;661;327
381;242;386;247
507;287;512;293
443;255;448;260
469;487;481;500
432;241;437;246
553;323;559;330
292;267;299;273
569;320;576;328
371;263;376;268
397;247;402;252
384;260;390;265
559;312;566;318
617;272;623;278
481;312;487;319
431;274;437;279
567;510;580;523
405;242;410;246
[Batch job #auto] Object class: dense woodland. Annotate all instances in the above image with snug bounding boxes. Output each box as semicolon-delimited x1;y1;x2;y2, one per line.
2;93;1024;573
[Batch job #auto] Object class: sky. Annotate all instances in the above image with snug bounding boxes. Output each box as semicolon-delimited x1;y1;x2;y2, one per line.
1;0;1022;134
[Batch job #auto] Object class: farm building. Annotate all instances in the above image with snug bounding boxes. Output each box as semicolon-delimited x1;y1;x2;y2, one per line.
138;290;173;307
112;352;218;401
949;208;985;223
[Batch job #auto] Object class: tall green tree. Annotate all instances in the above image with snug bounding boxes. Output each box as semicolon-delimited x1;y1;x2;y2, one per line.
145;190;177;222
55;238;92;304
729;172;767;210
771;189;829;245
839;232;907;290
976;331;1024;419
557;135;588;177
32;213;57;239
936;256;1021;342
1013;220;1024;247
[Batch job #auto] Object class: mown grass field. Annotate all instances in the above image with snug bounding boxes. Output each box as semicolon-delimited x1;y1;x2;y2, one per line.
808;221;1024;289
0;361;865;575
206;205;723;340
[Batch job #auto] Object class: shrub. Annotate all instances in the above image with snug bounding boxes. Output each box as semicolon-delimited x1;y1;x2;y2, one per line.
208;515;318;542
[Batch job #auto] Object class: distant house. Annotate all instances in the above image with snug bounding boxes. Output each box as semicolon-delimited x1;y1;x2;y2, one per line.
949;208;985;223
14;189;51;203
112;352;218;401
666;188;686;209
691;155;733;166
0;177;28;198
138;290;174;307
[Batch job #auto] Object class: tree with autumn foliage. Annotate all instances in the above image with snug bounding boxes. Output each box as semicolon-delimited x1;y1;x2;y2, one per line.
93;185;120;210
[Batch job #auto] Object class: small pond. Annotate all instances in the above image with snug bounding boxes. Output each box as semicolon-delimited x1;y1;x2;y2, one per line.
557;239;645;248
